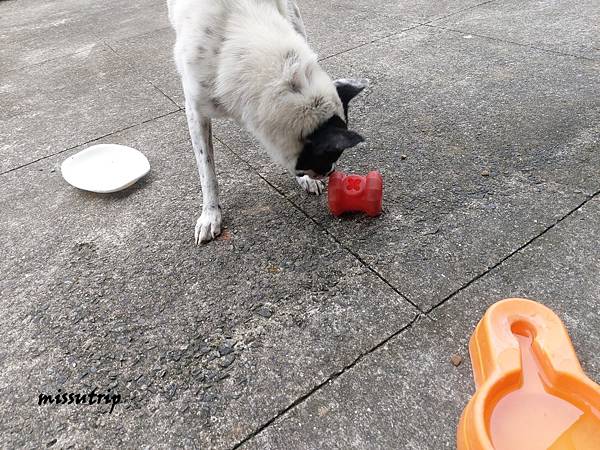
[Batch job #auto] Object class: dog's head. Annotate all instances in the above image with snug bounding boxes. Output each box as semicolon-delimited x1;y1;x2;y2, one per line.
294;79;367;179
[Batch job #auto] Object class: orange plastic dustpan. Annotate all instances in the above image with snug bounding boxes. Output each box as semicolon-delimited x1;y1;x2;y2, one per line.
458;298;600;450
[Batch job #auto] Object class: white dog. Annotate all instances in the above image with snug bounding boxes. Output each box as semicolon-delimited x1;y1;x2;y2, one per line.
168;0;367;244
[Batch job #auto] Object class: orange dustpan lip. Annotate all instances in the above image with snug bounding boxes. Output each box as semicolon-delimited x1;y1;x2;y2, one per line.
457;298;600;450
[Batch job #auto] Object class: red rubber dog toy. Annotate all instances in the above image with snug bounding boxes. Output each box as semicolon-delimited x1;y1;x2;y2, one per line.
328;171;383;217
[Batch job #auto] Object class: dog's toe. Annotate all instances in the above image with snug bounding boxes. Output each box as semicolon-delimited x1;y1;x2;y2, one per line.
296;175;324;195
195;207;222;245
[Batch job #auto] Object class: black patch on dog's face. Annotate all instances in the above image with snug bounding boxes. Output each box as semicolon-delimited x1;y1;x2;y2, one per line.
296;115;364;178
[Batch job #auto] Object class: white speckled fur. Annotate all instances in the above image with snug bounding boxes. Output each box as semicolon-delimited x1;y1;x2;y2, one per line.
168;0;346;243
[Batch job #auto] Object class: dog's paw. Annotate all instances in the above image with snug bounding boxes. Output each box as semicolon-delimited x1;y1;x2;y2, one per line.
296;175;325;195
195;207;222;245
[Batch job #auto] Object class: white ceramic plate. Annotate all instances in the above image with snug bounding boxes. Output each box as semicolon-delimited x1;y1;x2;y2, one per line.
61;144;150;193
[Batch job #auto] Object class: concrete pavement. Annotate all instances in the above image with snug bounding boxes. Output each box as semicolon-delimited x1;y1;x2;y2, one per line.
1;0;598;448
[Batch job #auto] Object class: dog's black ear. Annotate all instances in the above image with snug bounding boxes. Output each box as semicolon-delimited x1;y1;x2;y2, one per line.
334;78;368;119
326;128;364;152
310;118;365;153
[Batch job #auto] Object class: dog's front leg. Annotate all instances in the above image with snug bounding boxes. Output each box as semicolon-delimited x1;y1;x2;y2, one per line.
296;175;324;195
185;98;222;244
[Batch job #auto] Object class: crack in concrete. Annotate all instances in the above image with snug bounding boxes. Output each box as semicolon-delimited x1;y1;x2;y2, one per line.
428;0;496;22
213;136;422;314
319;0;496;62
0;25;172;77
318;23;424;63
0;1;497;77
3;0;595;442
425;24;598;62
0;108;182;177
425;190;600;315
0;45;100;76
215;130;600;449
103;40;182;110
229;314;423;450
